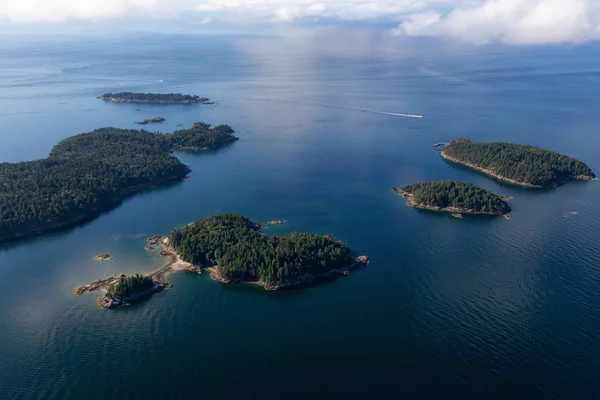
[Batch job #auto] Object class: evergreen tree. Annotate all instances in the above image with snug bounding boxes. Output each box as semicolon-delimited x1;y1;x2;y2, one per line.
402;180;510;213
169;214;354;286
0;123;237;241
442;139;594;187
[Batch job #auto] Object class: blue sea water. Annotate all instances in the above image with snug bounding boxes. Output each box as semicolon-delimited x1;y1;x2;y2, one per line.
1;32;600;399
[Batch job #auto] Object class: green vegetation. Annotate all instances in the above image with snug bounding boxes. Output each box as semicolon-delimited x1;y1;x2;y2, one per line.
98;92;210;104
401;180;510;214
442;139;595;187
169;214;354;287
0;122;236;242
107;274;154;299
164;122;237;150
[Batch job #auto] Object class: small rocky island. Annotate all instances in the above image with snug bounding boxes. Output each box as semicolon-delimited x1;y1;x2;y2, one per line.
95;254;111;261
440;139;596;188
267;220;288;225
136;116;165;125
74;215;369;308
97;92;213;104
394;180;511;216
75;236;201;309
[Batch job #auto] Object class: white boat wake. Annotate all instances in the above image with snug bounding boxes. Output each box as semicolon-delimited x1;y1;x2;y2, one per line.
241;96;423;119
360;108;423;118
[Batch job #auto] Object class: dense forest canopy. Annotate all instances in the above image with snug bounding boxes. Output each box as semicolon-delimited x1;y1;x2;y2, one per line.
164;122;237;149
442;139;595;187
402;180;510;214
0;123;236;242
99;92;208;103
107;274;154;299
169;214;354;286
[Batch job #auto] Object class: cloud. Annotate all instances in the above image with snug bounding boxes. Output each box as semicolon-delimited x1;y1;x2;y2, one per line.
0;0;159;22
1;0;600;46
395;0;600;44
195;0;448;21
0;0;447;23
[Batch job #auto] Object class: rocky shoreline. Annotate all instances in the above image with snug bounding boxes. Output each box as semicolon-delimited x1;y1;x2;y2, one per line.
170;229;368;291
267;220;288;225
207;255;369;291
96;282;165;309
75;235;369;308
440;151;596;188
392;187;509;216
171;136;238;152
74;236;200;309
95;254;111;261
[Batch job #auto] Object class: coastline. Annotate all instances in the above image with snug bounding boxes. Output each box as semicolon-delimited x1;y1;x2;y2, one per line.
440;151;596;188
147;236;200;286
392;187;509;216
440;151;543;188
75;234;369;308
206;255;369;291
74;236;200;309
171;137;238;152
0;170;190;244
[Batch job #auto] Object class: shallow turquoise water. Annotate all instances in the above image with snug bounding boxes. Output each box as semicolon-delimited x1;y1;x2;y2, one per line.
1;34;600;399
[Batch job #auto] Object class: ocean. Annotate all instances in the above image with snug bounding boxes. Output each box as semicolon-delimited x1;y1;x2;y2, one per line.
0;32;599;399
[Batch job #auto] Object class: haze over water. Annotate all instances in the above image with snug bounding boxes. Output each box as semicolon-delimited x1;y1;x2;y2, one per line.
1;33;600;399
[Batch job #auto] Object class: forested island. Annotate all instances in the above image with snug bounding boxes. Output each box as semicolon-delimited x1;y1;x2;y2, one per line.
96;274;163;309
169;214;369;290
75;216;368;309
165;122;237;151
106;274;154;299
441;139;596;187
97;92;213;104
394;180;511;215
0;122;237;242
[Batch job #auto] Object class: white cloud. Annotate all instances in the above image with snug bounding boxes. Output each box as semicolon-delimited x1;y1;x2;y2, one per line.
395;0;600;44
195;0;448;21
0;0;160;22
0;0;447;23
1;0;600;45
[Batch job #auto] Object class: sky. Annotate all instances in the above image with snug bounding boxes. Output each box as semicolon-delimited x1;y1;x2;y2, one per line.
1;0;599;45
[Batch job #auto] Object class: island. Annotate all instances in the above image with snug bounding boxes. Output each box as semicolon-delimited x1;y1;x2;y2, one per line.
95;254;111;261
75;236;201;309
136;116;165;125
97;92;213;104
267;220;288;225
393;180;511;215
164;122;237;151
0;122;237;243
77;273;166;309
169;214;368;290
74;215;369;308
99;274;162;308
440;139;596;188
